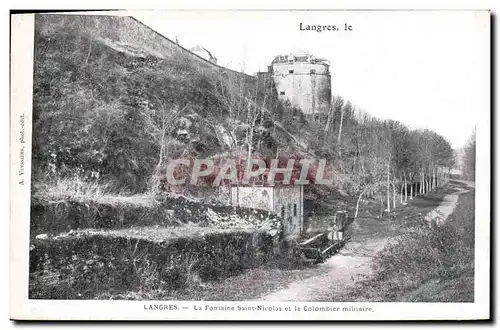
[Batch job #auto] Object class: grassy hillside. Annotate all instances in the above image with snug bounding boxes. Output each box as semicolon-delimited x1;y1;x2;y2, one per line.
33;14;309;195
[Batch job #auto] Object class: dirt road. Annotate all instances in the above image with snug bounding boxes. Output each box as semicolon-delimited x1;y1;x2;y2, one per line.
258;181;473;302
260;237;388;301
425;180;474;225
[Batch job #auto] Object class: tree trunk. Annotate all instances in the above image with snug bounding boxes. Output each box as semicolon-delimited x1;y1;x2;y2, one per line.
386;162;391;213
324;101;334;144
380;197;384;218
337;107;344;151
85;34;93;65
355;188;367;218
430;164;434;190
392;176;397;209
404;173;408;202
156;117;166;168
400;175;404;204
429;167;432;191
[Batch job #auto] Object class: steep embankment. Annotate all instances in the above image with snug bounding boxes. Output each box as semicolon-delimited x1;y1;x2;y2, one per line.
33;14;291;193
30;14;315;300
29;192;282;299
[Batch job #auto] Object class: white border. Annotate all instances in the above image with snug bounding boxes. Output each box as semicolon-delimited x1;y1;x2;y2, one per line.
8;8;491;321
10;13;34;321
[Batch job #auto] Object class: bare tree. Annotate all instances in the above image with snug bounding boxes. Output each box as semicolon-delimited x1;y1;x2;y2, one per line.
337;102;349;147
462;128;476;181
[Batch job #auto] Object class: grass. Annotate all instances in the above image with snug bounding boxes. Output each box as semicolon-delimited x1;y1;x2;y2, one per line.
43;224;262;244
30;176;281;300
33;174;232;210
31;176;280;237
30;221;275;299
397;187;475;302
33;177;159;208
348;182;475;302
94;263;328;301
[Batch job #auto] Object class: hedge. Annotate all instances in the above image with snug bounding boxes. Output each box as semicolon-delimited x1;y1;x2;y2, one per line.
29;228;275;299
30;195;280;236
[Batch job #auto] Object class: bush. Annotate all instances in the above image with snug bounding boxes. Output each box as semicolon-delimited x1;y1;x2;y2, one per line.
356;190;475;302
31;189;281;237
29;229;275;299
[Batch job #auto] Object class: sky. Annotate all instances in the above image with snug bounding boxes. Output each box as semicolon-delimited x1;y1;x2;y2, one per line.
133;10;489;149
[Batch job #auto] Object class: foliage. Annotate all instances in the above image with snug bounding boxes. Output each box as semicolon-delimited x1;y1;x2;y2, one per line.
29;228;275;299
31;188;281;236
355;189;475;302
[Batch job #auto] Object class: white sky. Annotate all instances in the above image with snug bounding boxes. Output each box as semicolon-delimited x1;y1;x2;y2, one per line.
133;10;489;149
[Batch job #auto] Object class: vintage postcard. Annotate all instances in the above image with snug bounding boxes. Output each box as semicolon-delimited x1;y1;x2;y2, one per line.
10;9;490;321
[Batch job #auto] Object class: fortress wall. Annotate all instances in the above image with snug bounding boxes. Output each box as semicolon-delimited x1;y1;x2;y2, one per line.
35;14;255;84
35;14;330;115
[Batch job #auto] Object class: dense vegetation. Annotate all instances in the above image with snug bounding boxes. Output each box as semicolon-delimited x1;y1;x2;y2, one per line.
30;228;275;299
32;14;462;217
353;183;475;302
32;15;309;196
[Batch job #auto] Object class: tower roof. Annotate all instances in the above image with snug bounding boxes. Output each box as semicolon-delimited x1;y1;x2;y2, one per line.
271;50;329;65
189;44;217;63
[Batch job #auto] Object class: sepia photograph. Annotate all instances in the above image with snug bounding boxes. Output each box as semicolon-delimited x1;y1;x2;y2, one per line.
10;9;490;321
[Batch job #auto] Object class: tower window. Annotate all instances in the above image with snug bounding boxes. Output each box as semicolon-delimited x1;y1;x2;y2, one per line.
281;206;285;218
289;69;294;74
293;204;297;216
280;91;285;95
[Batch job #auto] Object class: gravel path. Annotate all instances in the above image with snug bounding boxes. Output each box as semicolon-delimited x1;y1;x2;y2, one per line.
259;238;387;301
425;180;474;226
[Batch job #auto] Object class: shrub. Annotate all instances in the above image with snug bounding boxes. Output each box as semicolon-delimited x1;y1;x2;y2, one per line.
29;229;275;299
355;190;475;302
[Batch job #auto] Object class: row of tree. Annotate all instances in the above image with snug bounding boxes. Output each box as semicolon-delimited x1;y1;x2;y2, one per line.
316;95;455;216
461;129;476;181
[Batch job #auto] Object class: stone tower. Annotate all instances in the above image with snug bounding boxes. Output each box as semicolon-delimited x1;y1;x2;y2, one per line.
190;45;218;64
270;50;331;115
